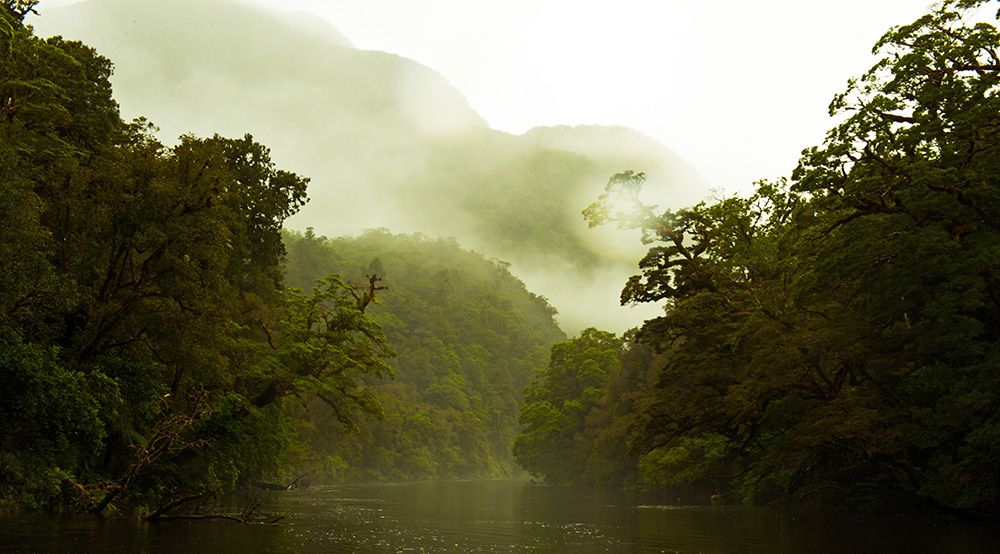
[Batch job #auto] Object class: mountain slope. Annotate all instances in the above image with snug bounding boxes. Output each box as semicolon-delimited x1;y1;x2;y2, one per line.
284;229;565;480
32;0;709;331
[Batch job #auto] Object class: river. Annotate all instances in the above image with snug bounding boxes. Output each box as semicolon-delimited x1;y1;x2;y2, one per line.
2;480;998;553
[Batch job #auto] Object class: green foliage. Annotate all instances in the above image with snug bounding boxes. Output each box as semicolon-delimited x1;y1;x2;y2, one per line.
0;330;113;509
1;2;38;22
260;275;394;424
0;11;389;515
638;434;728;490
513;329;624;484
573;0;1000;515
283;229;564;481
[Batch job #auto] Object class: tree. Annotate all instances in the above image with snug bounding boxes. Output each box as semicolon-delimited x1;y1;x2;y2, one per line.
1;1;37;22
513;329;623;484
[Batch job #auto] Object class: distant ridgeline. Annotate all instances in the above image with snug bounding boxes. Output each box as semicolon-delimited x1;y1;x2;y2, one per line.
513;1;1000;517
283;230;564;481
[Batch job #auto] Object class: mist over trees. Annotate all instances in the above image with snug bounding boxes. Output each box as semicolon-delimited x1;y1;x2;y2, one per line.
512;0;1000;516
29;0;708;333
1;0;998;523
1;0;572;516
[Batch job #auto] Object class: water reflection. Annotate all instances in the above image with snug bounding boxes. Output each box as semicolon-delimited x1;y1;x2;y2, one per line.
1;481;998;553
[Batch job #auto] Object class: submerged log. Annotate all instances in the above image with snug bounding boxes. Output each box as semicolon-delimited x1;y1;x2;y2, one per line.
253;482;291;491
252;471;312;492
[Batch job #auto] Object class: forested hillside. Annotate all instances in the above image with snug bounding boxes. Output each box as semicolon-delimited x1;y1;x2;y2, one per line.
513;0;1000;516
284;230;564;481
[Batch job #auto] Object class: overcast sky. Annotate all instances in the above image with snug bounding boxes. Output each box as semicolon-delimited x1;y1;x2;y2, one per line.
241;0;935;193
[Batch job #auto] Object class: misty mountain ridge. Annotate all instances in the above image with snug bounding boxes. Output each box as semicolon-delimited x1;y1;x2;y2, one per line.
31;0;710;332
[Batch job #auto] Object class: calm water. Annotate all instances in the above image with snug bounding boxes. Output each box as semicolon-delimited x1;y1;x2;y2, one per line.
2;481;998;553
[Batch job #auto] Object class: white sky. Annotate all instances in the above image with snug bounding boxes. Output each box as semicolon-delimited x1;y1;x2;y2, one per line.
243;0;935;193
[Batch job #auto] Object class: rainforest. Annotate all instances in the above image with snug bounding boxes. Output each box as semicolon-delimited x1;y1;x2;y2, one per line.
1;0;999;551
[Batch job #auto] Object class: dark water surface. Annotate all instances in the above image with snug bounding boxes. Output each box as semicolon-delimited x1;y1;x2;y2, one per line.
2;480;998;553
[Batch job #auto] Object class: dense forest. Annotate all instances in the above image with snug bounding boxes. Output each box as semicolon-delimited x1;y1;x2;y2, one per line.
514;0;1000;517
283;229;563;481
0;0;398;516
1;0;998;523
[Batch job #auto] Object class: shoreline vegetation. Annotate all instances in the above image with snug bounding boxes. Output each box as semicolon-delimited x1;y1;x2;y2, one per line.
1;0;998;523
513;1;1000;519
